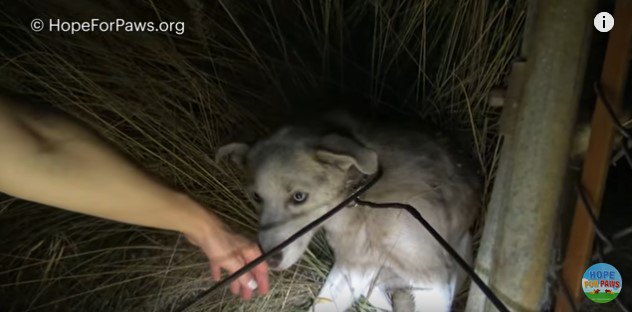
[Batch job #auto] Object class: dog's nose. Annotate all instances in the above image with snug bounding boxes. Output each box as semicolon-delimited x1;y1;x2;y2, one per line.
267;252;283;268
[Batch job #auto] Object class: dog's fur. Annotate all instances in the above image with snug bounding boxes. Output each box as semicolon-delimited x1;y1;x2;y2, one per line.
217;113;480;311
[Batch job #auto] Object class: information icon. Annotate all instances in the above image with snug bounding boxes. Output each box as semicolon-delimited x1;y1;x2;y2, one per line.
594;12;614;33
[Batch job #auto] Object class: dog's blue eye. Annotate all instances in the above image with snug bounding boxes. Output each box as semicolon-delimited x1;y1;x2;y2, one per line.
292;191;308;204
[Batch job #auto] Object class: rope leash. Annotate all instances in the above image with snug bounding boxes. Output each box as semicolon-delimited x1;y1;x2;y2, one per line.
174;168;511;312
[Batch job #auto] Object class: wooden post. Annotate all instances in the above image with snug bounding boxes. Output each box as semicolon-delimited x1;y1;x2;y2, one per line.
555;1;632;311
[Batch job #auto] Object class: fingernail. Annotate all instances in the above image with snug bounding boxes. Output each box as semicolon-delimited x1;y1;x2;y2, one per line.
247;280;258;290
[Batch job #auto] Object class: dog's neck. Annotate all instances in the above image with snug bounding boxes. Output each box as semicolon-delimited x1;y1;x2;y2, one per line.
322;204;361;235
322;172;375;237
321;205;376;268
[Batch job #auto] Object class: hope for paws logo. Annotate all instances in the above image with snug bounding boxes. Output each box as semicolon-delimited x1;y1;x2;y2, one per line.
583;263;622;303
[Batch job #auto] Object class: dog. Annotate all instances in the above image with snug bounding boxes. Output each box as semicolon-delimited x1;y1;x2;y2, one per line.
216;112;480;311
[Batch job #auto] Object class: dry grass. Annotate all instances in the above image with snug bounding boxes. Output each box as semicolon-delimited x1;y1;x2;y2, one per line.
0;0;525;311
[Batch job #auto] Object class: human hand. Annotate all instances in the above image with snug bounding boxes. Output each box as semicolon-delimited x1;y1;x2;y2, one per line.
184;217;269;300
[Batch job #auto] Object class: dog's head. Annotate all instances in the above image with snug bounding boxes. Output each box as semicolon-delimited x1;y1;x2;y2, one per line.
216;127;378;270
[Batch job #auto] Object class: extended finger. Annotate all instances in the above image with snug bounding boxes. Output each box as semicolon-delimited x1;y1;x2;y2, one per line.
229;280;240;295
243;247;269;294
221;257;255;299
236;269;255;300
210;263;221;282
252;264;269;295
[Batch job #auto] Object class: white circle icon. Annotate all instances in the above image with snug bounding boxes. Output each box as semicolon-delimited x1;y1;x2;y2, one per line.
594;12;614;32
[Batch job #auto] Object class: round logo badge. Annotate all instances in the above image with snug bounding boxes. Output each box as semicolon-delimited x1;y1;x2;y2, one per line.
582;263;622;303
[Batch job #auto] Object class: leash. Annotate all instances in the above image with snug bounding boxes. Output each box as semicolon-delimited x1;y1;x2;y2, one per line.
354;198;509;312
174;168;510;312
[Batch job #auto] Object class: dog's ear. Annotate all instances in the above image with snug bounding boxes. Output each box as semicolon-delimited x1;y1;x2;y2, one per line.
215;142;250;168
316;134;378;174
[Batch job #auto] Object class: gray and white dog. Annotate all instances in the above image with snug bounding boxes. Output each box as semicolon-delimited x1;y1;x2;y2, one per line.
217;112;480;311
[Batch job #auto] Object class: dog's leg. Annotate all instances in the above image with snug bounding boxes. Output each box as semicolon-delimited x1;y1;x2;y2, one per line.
391;288;415;312
366;285;392;311
408;232;473;312
409;283;453;312
454;232;473;292
310;264;378;312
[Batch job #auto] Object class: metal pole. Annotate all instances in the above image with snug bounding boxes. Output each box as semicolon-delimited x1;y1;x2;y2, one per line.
466;0;597;310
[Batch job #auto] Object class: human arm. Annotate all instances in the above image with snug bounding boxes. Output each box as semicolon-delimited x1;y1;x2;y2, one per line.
0;98;268;299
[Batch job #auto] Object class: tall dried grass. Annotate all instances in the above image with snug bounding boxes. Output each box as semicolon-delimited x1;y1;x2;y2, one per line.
0;0;525;311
